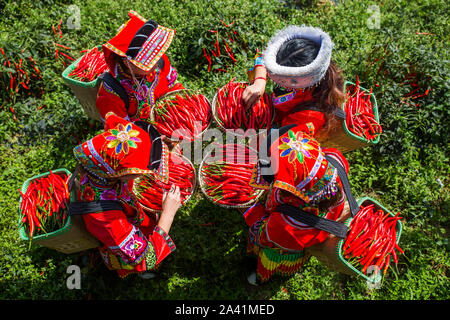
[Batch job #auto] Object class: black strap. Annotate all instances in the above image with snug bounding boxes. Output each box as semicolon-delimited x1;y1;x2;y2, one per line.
277;204;349;239
67;163;81;193
68;200;123;216
325;155;359;217
258;124;297;183
134;120;163;170
98;72;130;113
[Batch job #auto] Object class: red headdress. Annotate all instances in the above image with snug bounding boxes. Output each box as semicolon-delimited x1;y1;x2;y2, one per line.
103;10;175;74
250;124;348;204
73;112;169;182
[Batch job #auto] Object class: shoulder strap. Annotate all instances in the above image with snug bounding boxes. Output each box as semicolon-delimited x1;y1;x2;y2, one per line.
98;72;130;113
276;204;348;239
324;154;359;217
68;200;124;216
274;152;360;238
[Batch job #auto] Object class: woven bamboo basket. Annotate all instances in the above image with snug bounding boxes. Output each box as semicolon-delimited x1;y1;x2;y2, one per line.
305;197;402;282
211;82;274;142
150;89;212;143
318;81;380;153
61;46;104;122
18;168;100;254
198;145;265;209
132;152;197;214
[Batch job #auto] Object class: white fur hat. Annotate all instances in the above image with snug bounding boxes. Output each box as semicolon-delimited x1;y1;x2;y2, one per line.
263;25;333;89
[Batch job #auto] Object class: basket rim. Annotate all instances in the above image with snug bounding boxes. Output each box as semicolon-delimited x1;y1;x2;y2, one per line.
61;45;104;88
211;82;274;138
341;81;381;145
150;89;213;142
18;168;74;242
132;152;197;214
336;196;403;282
198;144;265;209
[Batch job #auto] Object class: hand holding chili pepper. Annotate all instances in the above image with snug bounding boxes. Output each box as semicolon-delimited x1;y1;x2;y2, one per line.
134;153;195;212
216;79;273;131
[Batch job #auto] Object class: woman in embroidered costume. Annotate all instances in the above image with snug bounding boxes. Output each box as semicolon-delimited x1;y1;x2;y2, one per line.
96;11;184;122
72;112;180;278
243;123;350;284
242;26;345;140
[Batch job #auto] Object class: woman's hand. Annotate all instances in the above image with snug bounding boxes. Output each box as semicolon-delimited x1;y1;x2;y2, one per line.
242;79;266;109
157;185;182;233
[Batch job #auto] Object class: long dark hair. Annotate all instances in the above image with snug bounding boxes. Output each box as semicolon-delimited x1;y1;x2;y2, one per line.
276;38;345;137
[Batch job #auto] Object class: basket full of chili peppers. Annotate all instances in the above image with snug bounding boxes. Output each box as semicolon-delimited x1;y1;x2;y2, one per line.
199;143;265;208
148;89;212;142
337;197;403;283
62;46;109;86
18;168;100;254
62;46;108;122
132;152;196;213
212;79;274;137
343;78;381;144
320;78;381;153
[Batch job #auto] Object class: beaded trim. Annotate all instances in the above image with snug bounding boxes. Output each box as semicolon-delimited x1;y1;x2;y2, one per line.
135;27;169;66
154;226;176;252
272;91;296;106
295;151;324;191
87;139;115;175
249;163;271;190
102;81;121;98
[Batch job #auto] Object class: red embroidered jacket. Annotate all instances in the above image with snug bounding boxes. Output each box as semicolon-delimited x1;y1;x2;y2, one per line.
96;54;183;121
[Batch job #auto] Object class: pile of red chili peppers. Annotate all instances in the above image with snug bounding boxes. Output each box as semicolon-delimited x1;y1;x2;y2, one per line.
19;171;70;238
203;19;244;73
400;64;431;107
68;47;109;82
216;79;273;131
52;19;76;67
342;203;404;275
201;144;260;207
152;91;211;141
0;47;43;111
134;153;195;212
344;77;382;142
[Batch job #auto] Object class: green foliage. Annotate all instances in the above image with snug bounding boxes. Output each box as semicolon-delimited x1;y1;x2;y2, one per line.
0;0;448;300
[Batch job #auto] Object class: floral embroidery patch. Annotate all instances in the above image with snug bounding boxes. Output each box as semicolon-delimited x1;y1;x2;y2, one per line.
278;130;314;164
82;185;96;202
106;123;141;155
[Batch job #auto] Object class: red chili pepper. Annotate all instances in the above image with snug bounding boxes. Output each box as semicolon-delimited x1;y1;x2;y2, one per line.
55;43;71;50
59;52;75;61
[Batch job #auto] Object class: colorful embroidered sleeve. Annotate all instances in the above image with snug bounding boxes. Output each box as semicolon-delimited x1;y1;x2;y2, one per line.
82;210;149;266
144;226;176;270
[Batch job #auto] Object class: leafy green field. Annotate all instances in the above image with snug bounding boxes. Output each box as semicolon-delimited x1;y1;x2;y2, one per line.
0;0;448;300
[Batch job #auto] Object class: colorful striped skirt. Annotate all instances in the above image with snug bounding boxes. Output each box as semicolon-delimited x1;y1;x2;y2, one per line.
247;242;311;282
